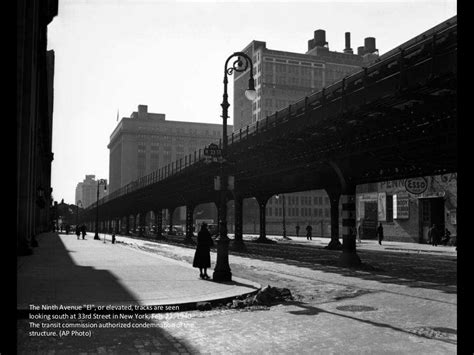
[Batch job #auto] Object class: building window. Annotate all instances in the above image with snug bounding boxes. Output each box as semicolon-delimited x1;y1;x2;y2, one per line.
150;153;159;170
137;152;146;177
386;195;394;222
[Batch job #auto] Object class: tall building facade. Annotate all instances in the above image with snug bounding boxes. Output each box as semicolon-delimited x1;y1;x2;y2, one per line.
233;29;379;130
108;105;231;224
75;175;108;208
234;29;379;236
17;0;58;255
108;105;231;193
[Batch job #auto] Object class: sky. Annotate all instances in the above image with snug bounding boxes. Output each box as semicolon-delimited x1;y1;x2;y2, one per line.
47;0;457;204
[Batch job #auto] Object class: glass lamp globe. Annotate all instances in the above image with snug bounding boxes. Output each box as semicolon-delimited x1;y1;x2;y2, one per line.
245;89;257;101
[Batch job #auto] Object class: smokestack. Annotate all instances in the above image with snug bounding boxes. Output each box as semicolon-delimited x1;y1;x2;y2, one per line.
343;32;353;54
364;37;377;54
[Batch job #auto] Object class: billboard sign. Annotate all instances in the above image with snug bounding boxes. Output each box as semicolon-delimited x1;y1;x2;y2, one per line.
405;177;428;195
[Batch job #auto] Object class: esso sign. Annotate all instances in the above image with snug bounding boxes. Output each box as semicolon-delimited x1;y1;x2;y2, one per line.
405;177;428;194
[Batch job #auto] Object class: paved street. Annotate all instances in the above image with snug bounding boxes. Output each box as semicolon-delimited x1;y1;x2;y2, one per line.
17;232;457;354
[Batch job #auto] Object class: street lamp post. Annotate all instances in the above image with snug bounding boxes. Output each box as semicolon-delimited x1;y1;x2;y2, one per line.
276;194;290;240
94;179;107;240
213;52;256;282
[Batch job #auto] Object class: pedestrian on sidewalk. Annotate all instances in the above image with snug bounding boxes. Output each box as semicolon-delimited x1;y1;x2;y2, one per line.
193;223;213;280
65;224;70;235
80;224;87;240
357;221;363;244
295;224;300;237
75;225;81;240
306;224;312;240
429;224;440;246
377;223;384;245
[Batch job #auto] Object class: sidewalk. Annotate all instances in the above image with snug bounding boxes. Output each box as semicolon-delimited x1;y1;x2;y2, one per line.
17;231;458;354
17;232;260;310
237;233;457;255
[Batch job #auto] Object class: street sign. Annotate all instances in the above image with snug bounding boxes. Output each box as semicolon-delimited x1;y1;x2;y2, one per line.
204;143;222;157
204;156;225;164
405;177;428;194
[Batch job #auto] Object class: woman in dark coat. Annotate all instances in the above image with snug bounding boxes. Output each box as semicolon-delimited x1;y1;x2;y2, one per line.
193;223;213;279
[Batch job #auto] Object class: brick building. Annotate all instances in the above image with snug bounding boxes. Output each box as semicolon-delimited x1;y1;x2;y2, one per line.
107;105;228;224
233;29;378;236
75;175;108;209
17;0;58;255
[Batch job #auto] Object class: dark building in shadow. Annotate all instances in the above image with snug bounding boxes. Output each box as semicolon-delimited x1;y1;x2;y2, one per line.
17;0;58;255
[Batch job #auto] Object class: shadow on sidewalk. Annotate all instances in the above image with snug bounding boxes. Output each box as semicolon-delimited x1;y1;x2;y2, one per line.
285;301;457;345
17;232;199;354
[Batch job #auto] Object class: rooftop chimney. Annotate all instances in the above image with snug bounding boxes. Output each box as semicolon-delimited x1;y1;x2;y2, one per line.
313;29;328;47
364;37;377;54
343;32;353;54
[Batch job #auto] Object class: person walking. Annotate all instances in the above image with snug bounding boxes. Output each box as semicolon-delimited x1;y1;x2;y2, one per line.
430;224;440;246
80;224;87;240
65;224;70;235
75;225;81;240
295;225;300;237
376;223;384;245
193;223;214;280
357;221;363;244
306;224;312;241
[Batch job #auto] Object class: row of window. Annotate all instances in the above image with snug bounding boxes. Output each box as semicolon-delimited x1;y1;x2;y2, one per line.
267;207;330;217
137;144;202;153
136;150;203;177
268;196;329;206
136;127;221;136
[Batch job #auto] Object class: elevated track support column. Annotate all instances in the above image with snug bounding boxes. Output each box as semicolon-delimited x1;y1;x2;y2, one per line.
138;212;145;238
154;209;164;240
255;195;272;243
231;194;246;251
324;188;343;250
114;218;119;235
125;215;130;236
339;185;361;267
167;207;175;234
185;204;195;244
133;214;138;235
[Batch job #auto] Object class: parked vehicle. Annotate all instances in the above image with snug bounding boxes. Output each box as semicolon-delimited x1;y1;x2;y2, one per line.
164;225;184;236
